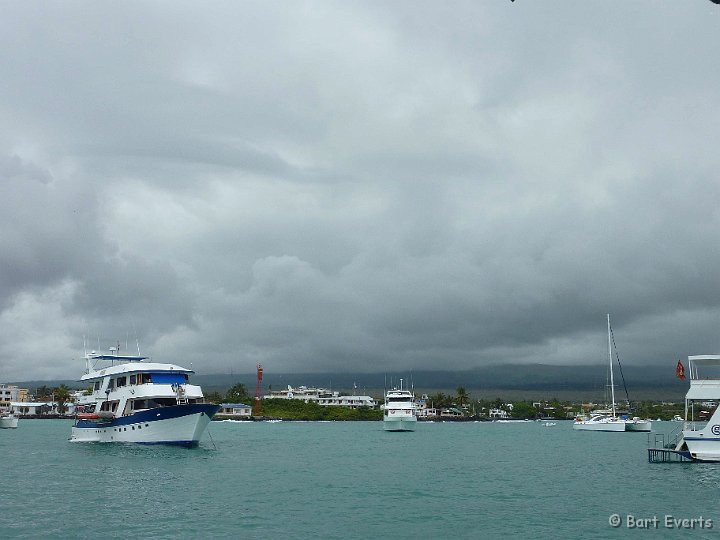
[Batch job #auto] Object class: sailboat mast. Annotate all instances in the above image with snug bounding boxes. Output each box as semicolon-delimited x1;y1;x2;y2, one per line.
608;313;616;417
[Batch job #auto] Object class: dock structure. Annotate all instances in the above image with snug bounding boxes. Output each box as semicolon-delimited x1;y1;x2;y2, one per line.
647;448;694;463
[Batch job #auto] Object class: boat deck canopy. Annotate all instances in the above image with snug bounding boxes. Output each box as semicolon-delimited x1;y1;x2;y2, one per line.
689;355;720;365
686;380;720;400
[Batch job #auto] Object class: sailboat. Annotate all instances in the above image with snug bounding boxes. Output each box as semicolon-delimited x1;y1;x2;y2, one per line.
573;315;650;432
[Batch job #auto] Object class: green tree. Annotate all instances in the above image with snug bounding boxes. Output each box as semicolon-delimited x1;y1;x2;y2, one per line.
456;387;470;407
204;391;223;404
428;392;451;408
510;401;537;419
35;385;52;400
225;383;252;404
54;385;72;414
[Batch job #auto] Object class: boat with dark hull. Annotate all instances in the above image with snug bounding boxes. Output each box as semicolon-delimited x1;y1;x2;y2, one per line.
70;349;219;447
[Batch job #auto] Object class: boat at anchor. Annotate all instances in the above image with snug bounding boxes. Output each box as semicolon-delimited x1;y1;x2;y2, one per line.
650;355;720;462
383;379;417;432
0;412;18;429
70;347;219;447
573;315;651;433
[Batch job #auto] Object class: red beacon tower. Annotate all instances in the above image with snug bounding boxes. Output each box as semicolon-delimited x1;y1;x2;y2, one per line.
255;364;263;416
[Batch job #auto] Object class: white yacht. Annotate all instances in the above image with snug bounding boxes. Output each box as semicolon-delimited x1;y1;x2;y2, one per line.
383;379;417;432
0;412;18;429
624;416;652;432
658;355;720;462
573;316;625;431
70;348;219;447
574;315;651;432
573;412;627;432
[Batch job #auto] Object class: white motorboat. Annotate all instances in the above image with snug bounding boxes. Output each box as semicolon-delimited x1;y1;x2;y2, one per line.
383;379;417;432
70;347;219;447
0;413;18;429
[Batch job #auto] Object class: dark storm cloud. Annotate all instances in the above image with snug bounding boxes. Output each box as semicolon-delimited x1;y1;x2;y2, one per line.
1;1;719;380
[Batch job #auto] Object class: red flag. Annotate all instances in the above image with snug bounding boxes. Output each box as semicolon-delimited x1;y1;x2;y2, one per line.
676;360;685;381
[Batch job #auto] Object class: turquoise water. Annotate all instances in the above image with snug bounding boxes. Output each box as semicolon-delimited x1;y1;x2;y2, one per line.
2;420;719;539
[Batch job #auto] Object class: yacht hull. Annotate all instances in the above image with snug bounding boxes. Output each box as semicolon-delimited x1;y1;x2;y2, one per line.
678;436;720;462
384;416;417;432
572;420;626;432
0;417;18;429
624;420;652;432
70;404;219;447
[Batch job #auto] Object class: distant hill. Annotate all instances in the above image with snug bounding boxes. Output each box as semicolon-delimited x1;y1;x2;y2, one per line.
8;363;685;401
194;363;684;400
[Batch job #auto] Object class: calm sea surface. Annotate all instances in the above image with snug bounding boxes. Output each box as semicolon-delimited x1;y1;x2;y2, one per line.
2;419;719;539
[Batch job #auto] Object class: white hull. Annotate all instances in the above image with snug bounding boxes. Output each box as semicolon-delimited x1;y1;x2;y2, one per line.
573;419;626;432
678;434;720;462
383;384;417;432
70;408;215;446
650;355;720;463
0;416;18;429
384;416;417;432
624;420;652;432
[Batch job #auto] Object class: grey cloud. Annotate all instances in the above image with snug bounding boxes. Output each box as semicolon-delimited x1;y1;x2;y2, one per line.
1;2;719;381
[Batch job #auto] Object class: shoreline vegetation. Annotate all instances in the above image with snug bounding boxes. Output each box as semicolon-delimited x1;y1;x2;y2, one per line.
10;382;689;422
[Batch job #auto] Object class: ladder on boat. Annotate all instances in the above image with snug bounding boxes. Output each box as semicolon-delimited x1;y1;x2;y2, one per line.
174;384;188;405
647;426;693;463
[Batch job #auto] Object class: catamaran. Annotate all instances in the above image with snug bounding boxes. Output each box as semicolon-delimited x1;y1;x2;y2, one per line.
70;346;219;446
573;315;651;432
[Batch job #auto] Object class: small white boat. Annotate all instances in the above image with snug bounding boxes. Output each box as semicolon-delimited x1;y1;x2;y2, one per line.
383;379;417;432
624;417;652;432
573;413;626;432
69;347;219;447
672;415;683;422
0;413;18;429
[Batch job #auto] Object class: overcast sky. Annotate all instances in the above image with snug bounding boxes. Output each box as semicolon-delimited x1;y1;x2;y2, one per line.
1;1;719;381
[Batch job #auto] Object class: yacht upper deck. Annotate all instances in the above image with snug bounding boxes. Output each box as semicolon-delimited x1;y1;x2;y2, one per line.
686;355;720;400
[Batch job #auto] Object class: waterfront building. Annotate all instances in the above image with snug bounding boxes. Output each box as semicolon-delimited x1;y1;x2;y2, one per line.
488;408;510;419
0;384;21;412
264;385;376;409
218;403;252;417
9;401;59;415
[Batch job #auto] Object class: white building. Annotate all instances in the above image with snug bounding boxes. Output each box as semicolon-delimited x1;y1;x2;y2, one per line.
218;403;252;417
10;402;56;415
265;385;376;408
316;394;376;408
489;408;510;419
0;384;20;411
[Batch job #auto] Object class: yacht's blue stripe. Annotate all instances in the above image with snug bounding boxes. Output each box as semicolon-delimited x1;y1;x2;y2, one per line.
136;440;199;448
75;403;220;428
